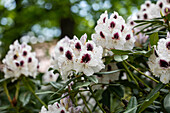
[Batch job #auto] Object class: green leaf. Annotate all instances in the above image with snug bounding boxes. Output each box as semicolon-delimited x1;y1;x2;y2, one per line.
150;32;159;46
94;69;123;75
36;91;55;95
50;82;64;89
126;96;137;113
111;49;132;55
19;92;31;106
114;55;128;62
0;105;10;111
73;81;91;89
109;85;124;98
145;83;163;100
164;93;170;113
0;78;8;84
138;92;160;112
124;105;140;113
86;76;98;83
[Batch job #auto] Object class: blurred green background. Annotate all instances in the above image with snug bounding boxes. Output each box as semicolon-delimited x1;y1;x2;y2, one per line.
0;0;144;59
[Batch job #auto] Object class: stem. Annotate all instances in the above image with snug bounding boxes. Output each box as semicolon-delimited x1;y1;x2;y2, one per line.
15;81;20;100
79;93;92;113
124;61;159;83
3;81;13;106
122;61;139;88
88;86;106;113
133;74;152;89
23;77;48;109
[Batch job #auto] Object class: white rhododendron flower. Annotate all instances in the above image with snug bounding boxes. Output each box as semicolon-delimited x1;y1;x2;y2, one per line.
40;94;81;113
2;40;39;82
51;34;105;80
40;102;69;113
43;70;59;83
148;32;170;84
92;11;135;50
128;0;170;31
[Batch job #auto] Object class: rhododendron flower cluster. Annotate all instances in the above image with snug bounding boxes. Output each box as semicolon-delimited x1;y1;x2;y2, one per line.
128;0;170;26
40;93;81;113
2;40;39;81
92;11;135;50
51;34;105;80
40;102;69;113
148;32;170;84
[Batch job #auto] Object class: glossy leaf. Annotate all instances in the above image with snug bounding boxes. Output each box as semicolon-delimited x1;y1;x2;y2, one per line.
126;96;137;113
138;92;160;112
19;92;31;106
150;32;159;46
164;93;170;113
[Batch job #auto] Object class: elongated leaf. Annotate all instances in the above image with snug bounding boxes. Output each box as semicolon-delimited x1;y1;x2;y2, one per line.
124;105;140;113
150;32;159;46
19;92;31;106
138;92;160;112
50;82;64;89
164;93;170;113
0;105;10;111
86;76;98;83
0;78;8;84
36;91;55;95
109;85;124;98
95;69;123;75
146;83;163;100
126;96;137;113
73;81;91;89
111;49;132;55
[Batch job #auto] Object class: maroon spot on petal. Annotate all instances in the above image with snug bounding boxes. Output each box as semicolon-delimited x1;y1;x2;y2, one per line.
59;47;64;52
60;110;65;113
49;74;53;78
15;62;20;67
65;50;72;60
137;15;140;19
126;34;131;40
166;42;170;50
112;32;119;39
103;17;106;23
20;61;24;66
146;3;150;7
114;15;117;19
81;53;91;63
56;103;60;108
121;25;124;32
28;57;32;63
130;21;134;25
167;0;170;3
75;42;81;50
23;51;27;56
154;50;159;57
159;2;163;8
143;8;146;11
13;54;18;59
107;65;112;71
100;31;105;39
159;59;169;68
110;21;115;28
143;13;148;19
87;43;93;51
37;65;39;69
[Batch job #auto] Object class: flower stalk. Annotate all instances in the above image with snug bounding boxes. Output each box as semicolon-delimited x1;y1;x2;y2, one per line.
23;77;48;109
